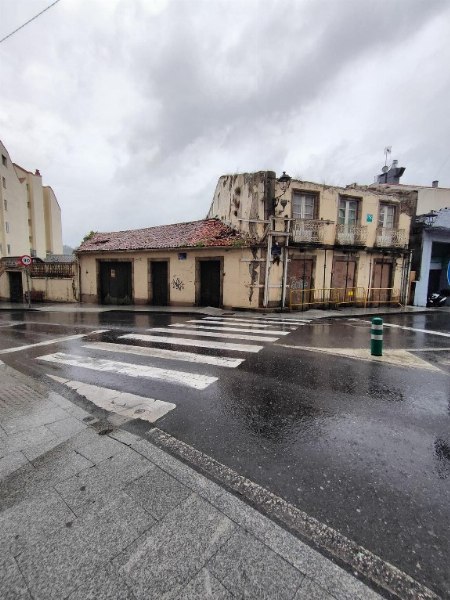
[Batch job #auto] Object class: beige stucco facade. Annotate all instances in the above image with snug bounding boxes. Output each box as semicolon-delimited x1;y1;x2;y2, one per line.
205;173;413;309
78;247;262;309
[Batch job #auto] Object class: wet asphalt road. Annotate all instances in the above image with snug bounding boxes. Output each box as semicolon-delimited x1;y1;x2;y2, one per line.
0;309;449;597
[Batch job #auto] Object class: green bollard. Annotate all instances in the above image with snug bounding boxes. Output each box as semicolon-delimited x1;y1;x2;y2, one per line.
371;317;383;356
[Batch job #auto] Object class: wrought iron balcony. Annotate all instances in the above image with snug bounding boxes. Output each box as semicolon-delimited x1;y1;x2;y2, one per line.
335;224;367;246
291;219;327;244
375;228;408;248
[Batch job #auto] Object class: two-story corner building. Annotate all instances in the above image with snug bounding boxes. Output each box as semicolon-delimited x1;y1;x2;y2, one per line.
0;140;63;302
207;171;413;309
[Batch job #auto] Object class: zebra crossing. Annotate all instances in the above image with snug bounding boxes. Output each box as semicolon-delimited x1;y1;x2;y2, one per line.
36;315;310;425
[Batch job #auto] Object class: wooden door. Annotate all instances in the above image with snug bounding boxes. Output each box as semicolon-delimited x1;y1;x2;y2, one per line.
288;258;314;306
151;261;168;306
331;258;356;304
371;260;392;304
8;272;23;302
100;262;132;305
199;261;221;307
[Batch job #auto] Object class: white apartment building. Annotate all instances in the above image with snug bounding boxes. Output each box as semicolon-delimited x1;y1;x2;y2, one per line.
0;139;63;260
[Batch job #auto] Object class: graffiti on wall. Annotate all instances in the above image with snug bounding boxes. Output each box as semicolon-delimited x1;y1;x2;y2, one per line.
172;277;184;291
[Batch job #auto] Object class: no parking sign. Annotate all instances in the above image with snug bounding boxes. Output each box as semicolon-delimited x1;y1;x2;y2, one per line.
20;255;32;267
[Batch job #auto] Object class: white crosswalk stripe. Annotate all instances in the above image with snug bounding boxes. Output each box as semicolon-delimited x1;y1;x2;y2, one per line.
187;319;275;329
200;316;307;326
38;352;218;390
48;375;176;423
83;342;245;368
120;333;263;353
169;324;290;335
146;327;279;342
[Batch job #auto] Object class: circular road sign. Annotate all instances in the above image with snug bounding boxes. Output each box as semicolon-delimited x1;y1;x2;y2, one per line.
20;255;32;267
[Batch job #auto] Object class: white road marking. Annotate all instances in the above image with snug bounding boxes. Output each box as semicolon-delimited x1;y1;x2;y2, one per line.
0;321;25;328
406;347;450;352
47;375;175;422
202;316;306;326
0;330;109;355
277;344;442;372
187;319;274;329
171;324;290;336
147;327;278;342
83;342;245;368
381;323;450;338
37;353;217;390
120;333;263;353
352;319;450;339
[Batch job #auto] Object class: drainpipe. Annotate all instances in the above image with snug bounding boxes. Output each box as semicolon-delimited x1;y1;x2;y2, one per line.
77;257;82;303
281;219;291;309
263;217;273;308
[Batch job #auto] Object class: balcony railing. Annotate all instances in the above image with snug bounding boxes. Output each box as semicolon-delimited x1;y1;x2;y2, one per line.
30;263;75;278
291;219;327;244
375;228;408;248
335;224;367;246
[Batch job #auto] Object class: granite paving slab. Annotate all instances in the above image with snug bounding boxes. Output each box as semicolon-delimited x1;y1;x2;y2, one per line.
66;562;138;600
172;568;233;600
55;446;153;513
0;450;29;478
0;488;75;556
125;463;191;520
0;552;32;600
16;489;155;600
294;577;336;599
208;529;302;600
112;493;236;600
45;415;87;438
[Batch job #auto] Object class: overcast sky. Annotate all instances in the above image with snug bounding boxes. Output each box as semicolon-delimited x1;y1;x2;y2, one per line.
1;0;450;248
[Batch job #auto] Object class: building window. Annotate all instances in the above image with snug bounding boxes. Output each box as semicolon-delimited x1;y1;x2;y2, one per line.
27;201;30;208
338;196;359;226
5;221;9;233
1;154;6;167
28;219;32;226
379;204;396;229
292;192;316;219
29;236;33;242
2;176;5;188
3;199;7;211
7;244;11;255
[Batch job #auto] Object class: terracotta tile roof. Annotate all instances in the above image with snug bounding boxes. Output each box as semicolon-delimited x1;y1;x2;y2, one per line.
77;219;251;253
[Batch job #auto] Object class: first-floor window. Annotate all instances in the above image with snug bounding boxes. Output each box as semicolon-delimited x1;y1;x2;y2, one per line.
338;197;359;226
379;204;396;229
292;192;316;219
5;221;9;233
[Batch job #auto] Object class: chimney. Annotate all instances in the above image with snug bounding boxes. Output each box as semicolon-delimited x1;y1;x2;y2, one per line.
432;180;439;188
35;169;41;176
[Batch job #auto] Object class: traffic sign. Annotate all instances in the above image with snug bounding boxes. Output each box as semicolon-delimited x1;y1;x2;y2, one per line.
20;255;32;267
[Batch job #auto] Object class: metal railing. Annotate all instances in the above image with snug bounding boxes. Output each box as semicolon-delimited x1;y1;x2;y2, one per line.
365;288;401;306
289;286;401;310
30;262;75;278
375;228;408;248
291;219;327;243
335;224;367;246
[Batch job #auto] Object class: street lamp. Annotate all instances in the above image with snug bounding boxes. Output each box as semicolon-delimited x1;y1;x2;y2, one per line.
273;171;292;212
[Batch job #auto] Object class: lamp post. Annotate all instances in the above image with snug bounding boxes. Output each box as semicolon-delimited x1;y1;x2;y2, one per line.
264;171;292;308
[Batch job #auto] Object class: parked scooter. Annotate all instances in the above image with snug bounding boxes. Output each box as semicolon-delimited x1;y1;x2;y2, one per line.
427;290;449;307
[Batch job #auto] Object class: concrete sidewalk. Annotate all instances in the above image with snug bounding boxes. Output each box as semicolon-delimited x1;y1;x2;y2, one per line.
0;300;437;321
0;363;385;600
